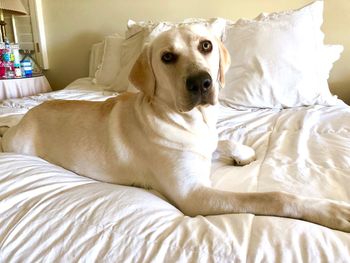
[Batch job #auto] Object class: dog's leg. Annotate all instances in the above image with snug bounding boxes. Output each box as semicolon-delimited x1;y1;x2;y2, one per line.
152;154;350;232
150;143;349;232
217;140;256;166
173;186;350;232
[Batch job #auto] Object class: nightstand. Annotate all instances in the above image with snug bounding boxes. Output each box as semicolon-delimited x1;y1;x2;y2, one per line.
0;73;51;100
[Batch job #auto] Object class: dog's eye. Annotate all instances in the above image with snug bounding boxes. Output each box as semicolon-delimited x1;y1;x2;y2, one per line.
199;40;212;54
161;52;177;64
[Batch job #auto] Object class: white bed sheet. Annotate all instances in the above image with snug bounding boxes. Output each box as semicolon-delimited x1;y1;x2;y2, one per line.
0;87;350;262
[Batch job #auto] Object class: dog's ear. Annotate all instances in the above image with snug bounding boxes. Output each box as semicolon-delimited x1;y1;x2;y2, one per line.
217;40;231;87
129;45;155;98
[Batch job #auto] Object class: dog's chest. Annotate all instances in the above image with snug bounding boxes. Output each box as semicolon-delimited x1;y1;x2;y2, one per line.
150;107;218;157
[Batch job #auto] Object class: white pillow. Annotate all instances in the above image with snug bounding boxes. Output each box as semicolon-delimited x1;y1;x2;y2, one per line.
109;27;145;92
109;18;227;92
219;0;342;109
94;34;124;87
89;41;104;78
65;77;110;91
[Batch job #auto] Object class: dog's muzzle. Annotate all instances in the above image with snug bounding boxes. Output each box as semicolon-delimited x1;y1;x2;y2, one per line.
185;71;214;106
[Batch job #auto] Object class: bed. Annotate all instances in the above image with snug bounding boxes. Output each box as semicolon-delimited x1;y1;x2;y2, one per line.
1;1;350;262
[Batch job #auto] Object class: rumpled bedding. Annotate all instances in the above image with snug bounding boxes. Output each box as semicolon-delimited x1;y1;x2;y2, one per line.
0;89;350;262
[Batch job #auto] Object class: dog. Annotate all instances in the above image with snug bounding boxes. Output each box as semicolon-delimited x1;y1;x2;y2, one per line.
2;25;350;232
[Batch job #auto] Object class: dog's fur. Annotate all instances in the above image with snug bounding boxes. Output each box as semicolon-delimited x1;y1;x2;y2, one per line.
2;26;350;232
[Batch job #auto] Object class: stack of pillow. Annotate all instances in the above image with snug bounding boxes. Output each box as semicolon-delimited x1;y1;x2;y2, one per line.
90;0;343;109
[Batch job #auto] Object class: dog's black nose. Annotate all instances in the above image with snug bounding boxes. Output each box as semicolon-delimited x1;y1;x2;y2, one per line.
186;72;212;94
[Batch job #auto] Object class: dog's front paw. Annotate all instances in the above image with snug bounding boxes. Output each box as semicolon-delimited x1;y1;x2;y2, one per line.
217;140;256;166
303;200;350;232
329;203;350;232
231;144;256;166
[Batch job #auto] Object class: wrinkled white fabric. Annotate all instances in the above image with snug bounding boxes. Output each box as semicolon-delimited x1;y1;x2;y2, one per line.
94;35;124;87
89;42;104;79
1;93;350;261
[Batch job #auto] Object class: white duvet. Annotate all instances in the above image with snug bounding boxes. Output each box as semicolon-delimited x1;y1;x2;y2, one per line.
0;89;350;262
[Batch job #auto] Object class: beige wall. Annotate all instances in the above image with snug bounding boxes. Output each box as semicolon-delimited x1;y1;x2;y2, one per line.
41;0;350;104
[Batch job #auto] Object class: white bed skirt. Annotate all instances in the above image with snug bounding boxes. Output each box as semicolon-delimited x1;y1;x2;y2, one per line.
0;76;52;100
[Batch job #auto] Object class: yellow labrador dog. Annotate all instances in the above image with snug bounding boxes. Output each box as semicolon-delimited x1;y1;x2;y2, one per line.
3;26;350;232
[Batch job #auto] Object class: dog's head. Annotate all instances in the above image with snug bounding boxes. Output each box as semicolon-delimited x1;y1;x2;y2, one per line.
129;25;230;112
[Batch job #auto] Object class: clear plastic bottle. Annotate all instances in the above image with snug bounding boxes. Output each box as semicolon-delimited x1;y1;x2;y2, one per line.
11;44;21;64
3;39;14;78
14;63;22;78
11;44;22;78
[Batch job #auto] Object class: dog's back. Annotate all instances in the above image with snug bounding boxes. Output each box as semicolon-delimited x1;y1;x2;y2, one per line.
2;93;152;184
